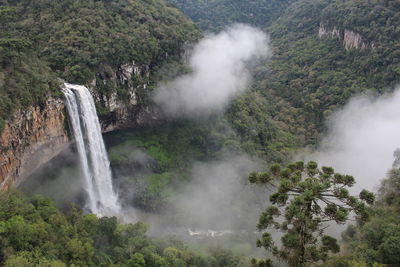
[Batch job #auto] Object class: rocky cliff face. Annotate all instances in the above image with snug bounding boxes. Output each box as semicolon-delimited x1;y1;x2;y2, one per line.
92;61;161;132
318;24;374;50
0;61;163;190
0;98;69;190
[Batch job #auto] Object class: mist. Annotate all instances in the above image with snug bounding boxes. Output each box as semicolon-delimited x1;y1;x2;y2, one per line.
18;145;86;211
153;24;270;117
301;88;400;192
167;154;266;230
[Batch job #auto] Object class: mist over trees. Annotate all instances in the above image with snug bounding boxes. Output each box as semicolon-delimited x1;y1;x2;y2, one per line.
1;0;400;266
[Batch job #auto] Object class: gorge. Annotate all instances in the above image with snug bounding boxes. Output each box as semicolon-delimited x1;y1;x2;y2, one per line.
0;0;399;266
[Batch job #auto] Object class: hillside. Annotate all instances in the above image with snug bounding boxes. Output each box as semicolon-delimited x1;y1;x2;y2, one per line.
1;0;400;266
0;0;200;131
169;0;400;153
167;0;296;31
260;0;400;144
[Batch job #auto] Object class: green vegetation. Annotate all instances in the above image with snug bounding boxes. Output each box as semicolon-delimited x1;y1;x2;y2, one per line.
2;0;400;266
107;120;227;169
226;91;299;162
249;161;374;266
169;0;400;157
258;0;400;144
0;4;59;132
0;0;200;130
336;168;400;266
167;0;296;31
106;120;240;211
11;0;199;82
0;190;251;266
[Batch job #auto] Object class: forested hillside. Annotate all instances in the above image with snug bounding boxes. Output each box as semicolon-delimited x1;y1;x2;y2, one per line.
0;0;199;130
170;0;400;155
260;0;400;144
1;0;400;266
167;0;296;31
337;168;400;265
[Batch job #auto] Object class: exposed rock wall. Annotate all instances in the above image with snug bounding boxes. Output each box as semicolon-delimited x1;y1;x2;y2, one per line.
92;61;161;132
318;25;340;39
318;24;374;50
0;98;69;190
0;61;163;190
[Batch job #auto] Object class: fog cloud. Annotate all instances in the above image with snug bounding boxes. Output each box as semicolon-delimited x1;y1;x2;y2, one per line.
303;88;400;191
167;154;267;230
154;24;270;117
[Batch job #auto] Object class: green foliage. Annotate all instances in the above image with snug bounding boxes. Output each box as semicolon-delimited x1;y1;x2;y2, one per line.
167;0;296;31
0;190;248;266
6;0;199;82
341;168;400;265
0;0;199;132
108;120;229;169
255;0;400;146
0;4;60;131
323;256;385;267
0;48;60;132
171;0;400;158
0;6;16;24
106;119;240;211
226;91;299;163
250;161;374;266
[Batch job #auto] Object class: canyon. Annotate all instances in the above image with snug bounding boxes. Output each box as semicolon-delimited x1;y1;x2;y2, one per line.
0;62;159;190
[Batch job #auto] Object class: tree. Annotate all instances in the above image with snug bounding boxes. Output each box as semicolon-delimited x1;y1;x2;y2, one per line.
249;161;375;267
340;167;400;265
0;6;16;28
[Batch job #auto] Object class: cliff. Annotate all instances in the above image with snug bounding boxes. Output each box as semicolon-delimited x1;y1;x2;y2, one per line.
92;61;161;132
0;0;200;189
318;24;374;50
0;98;69;189
0;60;165;189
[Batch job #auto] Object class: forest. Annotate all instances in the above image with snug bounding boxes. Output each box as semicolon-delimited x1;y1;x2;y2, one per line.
1;0;400;266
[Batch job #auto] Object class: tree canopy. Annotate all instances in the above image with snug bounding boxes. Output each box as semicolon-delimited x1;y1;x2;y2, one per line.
0;191;250;267
0;0;200;131
249;161;374;266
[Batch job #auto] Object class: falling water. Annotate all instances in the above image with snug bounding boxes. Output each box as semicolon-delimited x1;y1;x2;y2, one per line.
62;83;120;216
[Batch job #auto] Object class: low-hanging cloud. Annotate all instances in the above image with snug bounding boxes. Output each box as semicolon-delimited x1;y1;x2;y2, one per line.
302;88;400;192
141;153;269;241
169;155;265;230
153;24;270;117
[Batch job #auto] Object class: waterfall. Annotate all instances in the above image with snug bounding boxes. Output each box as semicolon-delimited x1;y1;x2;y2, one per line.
62;83;120;216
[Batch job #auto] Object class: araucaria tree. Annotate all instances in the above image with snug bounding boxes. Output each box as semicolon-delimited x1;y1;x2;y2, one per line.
249;161;375;267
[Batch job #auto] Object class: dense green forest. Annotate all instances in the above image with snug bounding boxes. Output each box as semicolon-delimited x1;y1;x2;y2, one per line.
105;0;400;265
10;161;400;266
0;191;252;266
259;0;400;144
1;0;400;266
338;168;400;266
167;0;400;152
167;0;296;31
0;0;199;131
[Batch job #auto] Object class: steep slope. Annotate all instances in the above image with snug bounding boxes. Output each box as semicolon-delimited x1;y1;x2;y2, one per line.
169;0;400;154
1;0;200;129
167;0;296;31
0;0;200;188
260;0;400;143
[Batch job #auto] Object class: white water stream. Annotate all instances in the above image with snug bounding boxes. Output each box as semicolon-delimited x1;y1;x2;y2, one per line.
62;83;120;216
